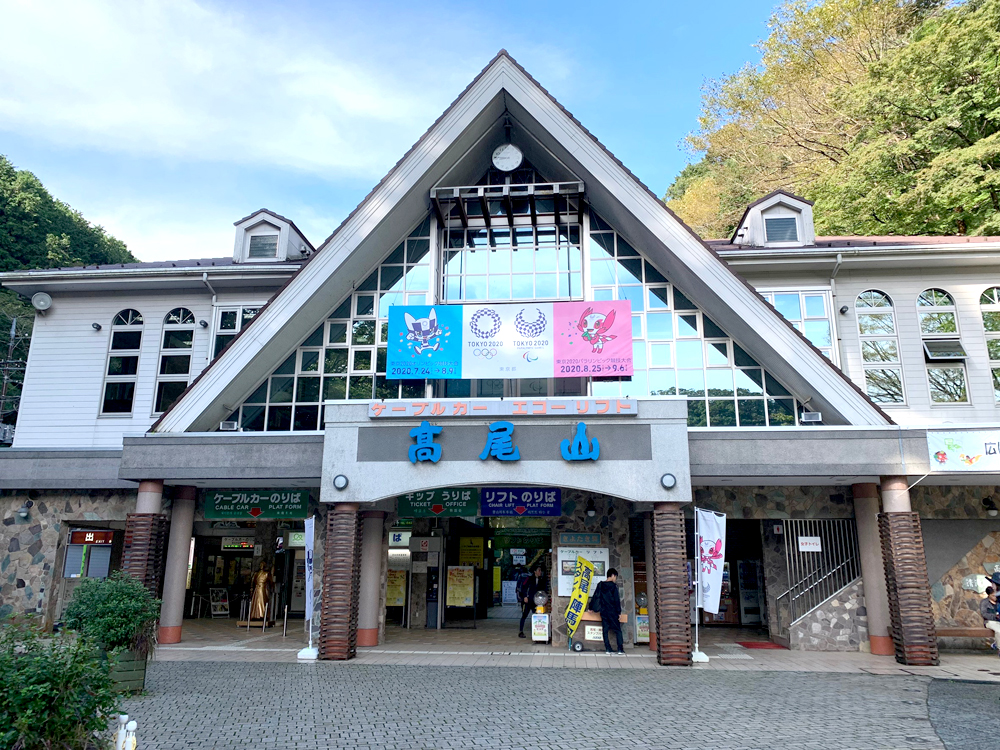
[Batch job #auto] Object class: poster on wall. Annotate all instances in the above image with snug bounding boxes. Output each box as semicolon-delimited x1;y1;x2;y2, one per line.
446;566;475;607
386;569;407;607
209;588;229;618
458;537;485;567
385;301;633;380
556;546;610;596
927;430;1000;471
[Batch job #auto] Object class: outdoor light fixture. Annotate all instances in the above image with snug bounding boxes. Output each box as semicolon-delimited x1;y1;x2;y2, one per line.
199;320;209;328
585;499;597;517
91;322;102;331
839;305;849;315
17;500;33;519
333;474;349;491
983;497;998;517
661;473;677;490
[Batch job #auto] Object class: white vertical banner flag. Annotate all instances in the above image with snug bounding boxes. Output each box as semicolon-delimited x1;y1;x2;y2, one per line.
304;516;315;621
696;509;726;614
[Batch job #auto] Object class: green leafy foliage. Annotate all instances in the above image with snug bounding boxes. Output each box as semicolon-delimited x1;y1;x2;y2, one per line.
665;0;1000;238
0;616;119;750
63;572;161;659
0;155;135;272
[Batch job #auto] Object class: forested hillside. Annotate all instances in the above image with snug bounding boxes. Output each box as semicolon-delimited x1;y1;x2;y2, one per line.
666;0;1000;239
0;155;136;430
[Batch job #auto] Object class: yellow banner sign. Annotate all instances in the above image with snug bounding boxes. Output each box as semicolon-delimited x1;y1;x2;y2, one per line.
386;569;407;607
564;556;595;641
459;537;485;567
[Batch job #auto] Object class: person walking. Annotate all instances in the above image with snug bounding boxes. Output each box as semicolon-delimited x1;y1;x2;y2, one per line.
591;567;625;655
982;573;1000;655
518;564;547;638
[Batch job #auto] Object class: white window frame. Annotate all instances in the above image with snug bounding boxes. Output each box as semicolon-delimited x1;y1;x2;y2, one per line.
152;308;196;416
243;223;282;262
917;288;970;406
855;290;906;406
981;286;1000;405
100;309;143;417
212;306;261;359
758;287;838;364
760;205;803;248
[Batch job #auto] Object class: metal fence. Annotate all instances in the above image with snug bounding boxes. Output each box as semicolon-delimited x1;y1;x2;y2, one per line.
775;519;860;631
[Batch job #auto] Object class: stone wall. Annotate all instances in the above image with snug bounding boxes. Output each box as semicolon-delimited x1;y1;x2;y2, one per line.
912;485;1000;519
788;579;868;652
1;490;138;623
550;490;633;647
929;530;999;640
693;486;853;519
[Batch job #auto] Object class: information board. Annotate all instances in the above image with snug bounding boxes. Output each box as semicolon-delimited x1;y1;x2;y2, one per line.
386;301;633;380
446;566;475;607
386;569;407;607
458;537;485;567
481;487;561;516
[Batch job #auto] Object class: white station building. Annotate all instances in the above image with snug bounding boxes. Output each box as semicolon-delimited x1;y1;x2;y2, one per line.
2;52;1000;665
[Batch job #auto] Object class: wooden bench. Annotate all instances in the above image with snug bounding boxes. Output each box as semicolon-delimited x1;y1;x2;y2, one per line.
937;627;993;638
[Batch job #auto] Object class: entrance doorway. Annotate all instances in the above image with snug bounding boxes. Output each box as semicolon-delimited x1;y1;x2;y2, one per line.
383;516;554;650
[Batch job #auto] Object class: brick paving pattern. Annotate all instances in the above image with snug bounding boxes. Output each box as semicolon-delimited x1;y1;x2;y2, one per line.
123;662;946;750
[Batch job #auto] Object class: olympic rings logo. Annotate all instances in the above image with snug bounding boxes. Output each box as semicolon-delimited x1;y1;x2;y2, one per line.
473;348;498;359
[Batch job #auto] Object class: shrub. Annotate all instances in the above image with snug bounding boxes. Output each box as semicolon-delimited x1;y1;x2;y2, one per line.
0;616;119;750
63;572;161;659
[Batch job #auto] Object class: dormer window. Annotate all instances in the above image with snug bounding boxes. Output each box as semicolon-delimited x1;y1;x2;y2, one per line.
729;191;815;248
764;217;798;243
248;234;278;259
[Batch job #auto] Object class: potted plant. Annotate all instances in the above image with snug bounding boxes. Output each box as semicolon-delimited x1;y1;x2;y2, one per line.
63;571;160;693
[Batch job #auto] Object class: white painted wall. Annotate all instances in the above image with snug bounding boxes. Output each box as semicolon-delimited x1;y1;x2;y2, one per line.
14;290;272;448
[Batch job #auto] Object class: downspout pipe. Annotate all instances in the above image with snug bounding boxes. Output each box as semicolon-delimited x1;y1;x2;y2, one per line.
202;272;217;305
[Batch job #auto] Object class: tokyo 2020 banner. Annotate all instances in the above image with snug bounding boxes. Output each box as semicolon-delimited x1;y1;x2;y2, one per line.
385;301;633;380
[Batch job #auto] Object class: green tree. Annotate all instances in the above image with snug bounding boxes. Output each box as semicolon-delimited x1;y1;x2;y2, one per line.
814;0;1000;235
0;155;135;430
667;0;945;237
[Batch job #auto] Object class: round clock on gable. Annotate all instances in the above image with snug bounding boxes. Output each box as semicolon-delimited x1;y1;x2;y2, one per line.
491;143;523;172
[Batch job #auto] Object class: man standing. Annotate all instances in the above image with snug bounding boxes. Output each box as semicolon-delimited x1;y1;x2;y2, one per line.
591;568;625;655
982;573;1000;654
518;564;547;639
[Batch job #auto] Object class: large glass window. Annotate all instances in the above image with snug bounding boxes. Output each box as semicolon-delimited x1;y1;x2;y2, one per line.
588;211;800;426
982;287;1000;403
441;225;582;302
154;307;195;414
232;219;431;430
101;309;143;415
917;288;968;404
229;209;802;430
855;290;904;404
759;290;835;361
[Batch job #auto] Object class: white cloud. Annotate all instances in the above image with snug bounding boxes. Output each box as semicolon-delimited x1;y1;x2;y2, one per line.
0;0;458;178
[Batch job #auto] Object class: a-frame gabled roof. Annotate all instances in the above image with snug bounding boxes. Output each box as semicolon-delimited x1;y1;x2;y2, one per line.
154;51;892;433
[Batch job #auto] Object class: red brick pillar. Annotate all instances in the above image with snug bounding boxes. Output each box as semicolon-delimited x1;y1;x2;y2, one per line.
651;502;692;666
319;503;362;660
878;476;938;666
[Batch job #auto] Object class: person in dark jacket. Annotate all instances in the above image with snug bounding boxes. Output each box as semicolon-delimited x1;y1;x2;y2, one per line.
591;568;624;655
982;574;1000;654
518;564;548;638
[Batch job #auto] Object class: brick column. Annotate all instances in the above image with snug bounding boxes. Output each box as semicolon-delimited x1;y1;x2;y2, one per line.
357;511;386;647
122;480;168;597
651;502;692;666
878;476;938;666
319;503;362;660
643;513;657;651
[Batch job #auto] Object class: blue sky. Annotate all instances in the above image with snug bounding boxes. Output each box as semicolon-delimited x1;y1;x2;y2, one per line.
0;0;778;261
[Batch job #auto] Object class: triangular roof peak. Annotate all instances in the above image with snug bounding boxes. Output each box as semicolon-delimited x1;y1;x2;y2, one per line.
154;51;890;432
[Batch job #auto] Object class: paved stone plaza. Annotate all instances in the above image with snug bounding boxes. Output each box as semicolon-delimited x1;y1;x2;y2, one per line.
120;661;1000;750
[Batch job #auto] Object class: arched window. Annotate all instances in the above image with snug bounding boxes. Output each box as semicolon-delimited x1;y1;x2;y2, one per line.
917;288;968;404
154;308;196;414
981;287;1000;403
856;291;904;403
101;309;144;414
